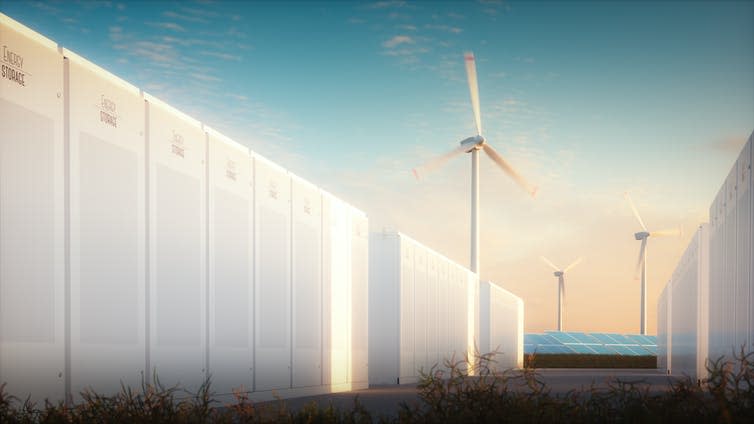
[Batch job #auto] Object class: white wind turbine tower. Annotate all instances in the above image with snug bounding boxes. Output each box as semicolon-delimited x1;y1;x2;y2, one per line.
625;193;682;335
412;52;537;275
541;257;582;332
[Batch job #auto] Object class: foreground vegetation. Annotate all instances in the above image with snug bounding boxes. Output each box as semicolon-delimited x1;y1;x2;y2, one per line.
2;350;754;423
524;353;657;369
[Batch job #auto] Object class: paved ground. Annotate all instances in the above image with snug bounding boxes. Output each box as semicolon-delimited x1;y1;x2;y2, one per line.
263;369;682;418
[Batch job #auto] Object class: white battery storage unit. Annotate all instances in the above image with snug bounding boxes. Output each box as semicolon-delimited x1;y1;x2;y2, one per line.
291;174;323;388
668;225;709;380
0;14;65;402
350;209;369;385
369;231;480;385
253;153;292;391
478;281;524;370
145;93;207;393
65;49;147;397
206;127;253;396
325;192;352;388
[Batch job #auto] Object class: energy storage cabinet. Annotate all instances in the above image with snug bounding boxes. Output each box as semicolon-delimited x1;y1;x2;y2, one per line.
0;15;65;402
206;128;253;396
368;231;478;385
478;281;525;370
668;225;709;381
291;174;323;388
145;94;207;393
253;154;292;392
65;48;147;398
350;209;369;385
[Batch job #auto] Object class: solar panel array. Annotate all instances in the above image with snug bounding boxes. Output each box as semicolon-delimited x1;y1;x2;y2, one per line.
524;331;657;356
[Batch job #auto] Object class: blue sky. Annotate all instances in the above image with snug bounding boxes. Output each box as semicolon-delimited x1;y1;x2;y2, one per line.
3;0;752;333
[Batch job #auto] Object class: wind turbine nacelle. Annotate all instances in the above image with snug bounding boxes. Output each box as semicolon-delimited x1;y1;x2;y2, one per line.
460;135;485;152
634;231;650;240
554;271;563;277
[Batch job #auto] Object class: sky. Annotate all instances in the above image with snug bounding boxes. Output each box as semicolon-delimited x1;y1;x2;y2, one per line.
3;0;752;335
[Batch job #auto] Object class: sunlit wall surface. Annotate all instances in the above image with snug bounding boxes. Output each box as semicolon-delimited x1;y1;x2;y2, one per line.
0;13;368;403
657;225;709;380
708;133;752;362
478;281;525;370
368;231;523;385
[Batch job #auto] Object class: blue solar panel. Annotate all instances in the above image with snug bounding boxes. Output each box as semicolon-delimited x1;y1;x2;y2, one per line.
524;331;658;357
545;331;580;344
567;332;602;344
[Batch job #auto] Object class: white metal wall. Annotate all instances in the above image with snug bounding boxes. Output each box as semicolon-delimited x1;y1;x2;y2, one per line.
0;15;65;402
146;94;207;393
478;281;524;370
707;133;753;362
665;225;709;380
66;49;147;398
369;232;475;385
206;128;253;396
0;13;369;404
368;232;520;385
253;154;292;391
291;174;323;388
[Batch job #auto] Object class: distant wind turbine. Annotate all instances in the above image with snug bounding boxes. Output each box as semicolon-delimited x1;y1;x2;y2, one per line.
412;52;537;275
625;193;682;335
541;256;582;332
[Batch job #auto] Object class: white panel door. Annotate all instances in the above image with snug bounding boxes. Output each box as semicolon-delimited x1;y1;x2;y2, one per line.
146;95;207;393
399;237;415;381
320;194;332;386
327;194;350;386
0;16;65;402
291;175;322;388
254;155;291;391
66;50;146;397
207;129;253;395
350;210;369;384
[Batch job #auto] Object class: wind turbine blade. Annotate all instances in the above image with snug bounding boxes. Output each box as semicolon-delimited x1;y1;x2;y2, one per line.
624;192;648;231
482;144;537;197
561;278;565;304
650;227;682;238
464;52;482;136
412;144;467;179
634;238;647;280
564;257;583;273
540;256;560;272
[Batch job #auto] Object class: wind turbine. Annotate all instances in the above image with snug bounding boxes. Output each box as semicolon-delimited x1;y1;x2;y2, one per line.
541;257;582;332
412;52;537;275
625;193;682;335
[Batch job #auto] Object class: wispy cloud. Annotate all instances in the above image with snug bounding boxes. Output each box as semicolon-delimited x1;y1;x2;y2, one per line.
146;21;186;32
383;34;414;48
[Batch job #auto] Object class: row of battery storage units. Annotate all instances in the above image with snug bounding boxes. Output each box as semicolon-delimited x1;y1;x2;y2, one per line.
0;14;368;404
656;225;709;381
368;231;524;385
708;132;753;363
